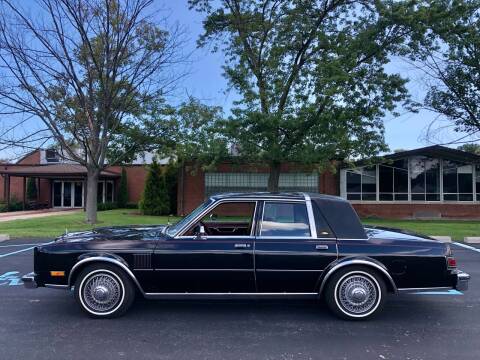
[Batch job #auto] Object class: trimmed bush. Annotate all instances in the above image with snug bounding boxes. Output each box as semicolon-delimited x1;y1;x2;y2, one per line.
139;159;170;215
97;202;118;211
26;177;38;200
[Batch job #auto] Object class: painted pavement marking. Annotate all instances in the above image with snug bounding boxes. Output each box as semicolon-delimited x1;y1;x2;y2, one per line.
452;242;480;254
0;241;53;259
414;289;463;295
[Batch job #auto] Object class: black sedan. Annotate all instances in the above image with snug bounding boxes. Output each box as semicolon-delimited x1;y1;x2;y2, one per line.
23;192;470;320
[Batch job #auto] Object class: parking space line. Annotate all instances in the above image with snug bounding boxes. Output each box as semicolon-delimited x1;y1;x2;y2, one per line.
0;243;46;248
0;241;53;258
415;289;463;295
452;242;480;254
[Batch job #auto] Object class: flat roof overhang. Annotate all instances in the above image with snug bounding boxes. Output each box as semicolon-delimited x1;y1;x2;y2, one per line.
0;164;120;179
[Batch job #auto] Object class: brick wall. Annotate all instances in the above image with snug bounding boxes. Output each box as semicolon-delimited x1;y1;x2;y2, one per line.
106;165;147;204
177;162;340;215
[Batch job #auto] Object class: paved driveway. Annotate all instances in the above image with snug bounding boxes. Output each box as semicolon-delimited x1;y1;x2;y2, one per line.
0;239;479;360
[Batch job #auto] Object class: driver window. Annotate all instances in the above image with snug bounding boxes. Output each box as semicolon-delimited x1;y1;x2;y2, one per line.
185;202;256;237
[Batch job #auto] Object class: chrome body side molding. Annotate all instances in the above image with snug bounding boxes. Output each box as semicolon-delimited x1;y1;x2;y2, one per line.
144;292;318;300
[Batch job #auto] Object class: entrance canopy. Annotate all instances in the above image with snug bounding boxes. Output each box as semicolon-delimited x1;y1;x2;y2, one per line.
0;164;119;179
0;164;120;210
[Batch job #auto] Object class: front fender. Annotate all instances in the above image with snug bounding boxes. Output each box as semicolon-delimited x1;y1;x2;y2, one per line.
68;252;144;295
317;256;397;295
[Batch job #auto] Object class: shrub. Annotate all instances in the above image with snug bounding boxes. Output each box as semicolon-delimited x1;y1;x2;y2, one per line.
139;159;170;215
97;202;118;211
117;167;128;208
125;202;138;209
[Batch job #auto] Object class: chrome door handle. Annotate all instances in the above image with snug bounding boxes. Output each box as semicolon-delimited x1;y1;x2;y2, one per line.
234;243;250;249
315;245;329;250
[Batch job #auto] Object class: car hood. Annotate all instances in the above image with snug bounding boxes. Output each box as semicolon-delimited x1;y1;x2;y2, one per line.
54;225;167;243
364;225;435;242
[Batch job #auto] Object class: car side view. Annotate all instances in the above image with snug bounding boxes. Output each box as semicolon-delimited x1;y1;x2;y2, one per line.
22;192;470;320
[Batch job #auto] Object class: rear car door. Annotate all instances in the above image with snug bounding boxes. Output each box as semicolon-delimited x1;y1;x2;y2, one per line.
152;200;257;293
254;199;338;293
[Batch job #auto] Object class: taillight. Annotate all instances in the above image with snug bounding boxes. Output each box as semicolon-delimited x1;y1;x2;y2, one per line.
447;256;457;269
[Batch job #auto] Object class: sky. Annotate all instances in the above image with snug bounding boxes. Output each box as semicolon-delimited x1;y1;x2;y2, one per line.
0;0;475;161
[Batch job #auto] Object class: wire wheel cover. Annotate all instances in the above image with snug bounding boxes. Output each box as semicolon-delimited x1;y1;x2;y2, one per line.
337;274;378;315
83;273;123;313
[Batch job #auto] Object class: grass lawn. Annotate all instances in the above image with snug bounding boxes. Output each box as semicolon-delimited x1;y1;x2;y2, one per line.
0;209;180;239
362;218;480;241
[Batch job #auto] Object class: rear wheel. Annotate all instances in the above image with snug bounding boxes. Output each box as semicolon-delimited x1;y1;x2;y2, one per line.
74;264;135;318
324;266;386;320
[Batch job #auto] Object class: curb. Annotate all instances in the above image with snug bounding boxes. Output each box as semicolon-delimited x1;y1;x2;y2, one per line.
430;236;452;243
464;237;480;244
0;234;10;242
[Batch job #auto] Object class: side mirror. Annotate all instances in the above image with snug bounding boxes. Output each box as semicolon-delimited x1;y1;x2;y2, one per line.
195;225;206;238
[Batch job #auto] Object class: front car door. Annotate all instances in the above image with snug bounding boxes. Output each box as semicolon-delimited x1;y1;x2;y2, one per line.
152;200;257;293
254;198;338;293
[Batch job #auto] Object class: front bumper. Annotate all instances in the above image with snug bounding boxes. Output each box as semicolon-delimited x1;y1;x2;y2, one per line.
22;272;38;289
455;270;470;291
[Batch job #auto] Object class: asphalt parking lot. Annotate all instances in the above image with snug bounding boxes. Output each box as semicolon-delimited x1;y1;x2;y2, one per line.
0;239;479;360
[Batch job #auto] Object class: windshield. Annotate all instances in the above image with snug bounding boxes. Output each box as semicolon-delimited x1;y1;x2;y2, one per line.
166;198;214;237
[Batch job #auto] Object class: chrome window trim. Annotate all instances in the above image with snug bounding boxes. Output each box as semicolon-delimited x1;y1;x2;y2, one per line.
303;193;318;238
175;236;255;240
175;198;259;238
68;256;145;295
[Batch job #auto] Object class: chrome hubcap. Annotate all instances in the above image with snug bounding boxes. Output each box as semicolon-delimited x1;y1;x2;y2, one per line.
83;273;122;313
338;274;377;315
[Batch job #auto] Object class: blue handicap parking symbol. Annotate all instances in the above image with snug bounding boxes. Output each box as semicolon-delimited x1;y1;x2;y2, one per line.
0;271;23;286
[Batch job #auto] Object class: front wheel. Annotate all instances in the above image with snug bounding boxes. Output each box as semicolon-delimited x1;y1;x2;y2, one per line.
324;266;386;320
74;264;135;318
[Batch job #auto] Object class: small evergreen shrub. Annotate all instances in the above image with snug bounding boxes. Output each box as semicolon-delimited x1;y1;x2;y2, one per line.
139;159;170;215
117;167;128;208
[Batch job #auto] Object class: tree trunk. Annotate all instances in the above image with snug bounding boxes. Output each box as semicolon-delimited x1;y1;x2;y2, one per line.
85;167;100;224
267;162;281;192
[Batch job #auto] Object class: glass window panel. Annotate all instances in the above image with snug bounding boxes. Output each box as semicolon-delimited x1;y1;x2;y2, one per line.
347;193;361;200
106;182;114;202
458;173;473;193
74;182;83;207
346;171;361;193
425;159;440;194
410;157;425;194
53;182;62;207
426;194;440;201
63;182;72;207
379;165;393;193
393;159;408;170
444;194;458;201
394;193;408;201
185;201;256;237
260;202;311;237
411;193;425;201
477;165;480;201
361;167;376;194
459;194;473;201
443;168;457;194
379;193;393;201
362;193;376;201
97;182;104;203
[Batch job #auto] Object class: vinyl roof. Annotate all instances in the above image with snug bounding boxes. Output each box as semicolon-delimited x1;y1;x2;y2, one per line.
210;192;349;203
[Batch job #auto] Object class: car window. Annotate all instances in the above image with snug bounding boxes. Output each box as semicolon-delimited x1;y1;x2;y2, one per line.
260;202;311;237
184;201;256;237
312;202;335;238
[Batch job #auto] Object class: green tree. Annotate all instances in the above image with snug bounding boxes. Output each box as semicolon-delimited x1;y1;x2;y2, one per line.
0;0;185;223
140;159;170;215
189;0;416;190
26;178;37;201
458;143;480;155
117;168;129;208
410;1;480;143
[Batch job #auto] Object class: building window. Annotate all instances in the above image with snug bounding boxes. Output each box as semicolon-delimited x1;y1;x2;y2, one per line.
45;149;60;163
476;165;480;201
97;180;114;203
204;172;318;197
410;157;440;201
443;160;473;201
346;166;376;201
379;159;408;201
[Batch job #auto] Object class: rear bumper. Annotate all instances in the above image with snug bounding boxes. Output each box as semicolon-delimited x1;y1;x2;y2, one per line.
455;270;470;291
22;272;38;289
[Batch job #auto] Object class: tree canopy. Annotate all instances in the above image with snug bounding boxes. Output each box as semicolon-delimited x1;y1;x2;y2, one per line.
189;0;420;190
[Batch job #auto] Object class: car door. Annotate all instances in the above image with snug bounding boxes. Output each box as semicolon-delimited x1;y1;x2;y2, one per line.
254;200;338;293
152;200;257;293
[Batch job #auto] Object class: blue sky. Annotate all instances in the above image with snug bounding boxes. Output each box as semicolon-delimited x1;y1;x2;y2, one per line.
0;1;471;161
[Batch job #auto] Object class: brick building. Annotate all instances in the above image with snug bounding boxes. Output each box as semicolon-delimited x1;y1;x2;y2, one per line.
2;145;480;219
